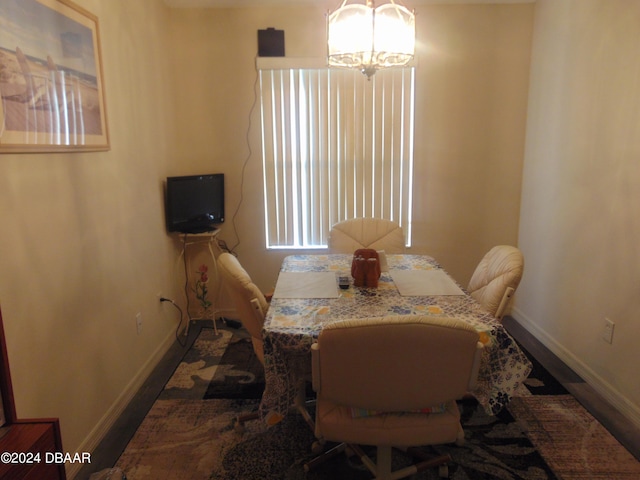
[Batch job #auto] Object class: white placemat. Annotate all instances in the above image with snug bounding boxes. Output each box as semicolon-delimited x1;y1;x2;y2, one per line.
272;272;339;299
391;269;465;296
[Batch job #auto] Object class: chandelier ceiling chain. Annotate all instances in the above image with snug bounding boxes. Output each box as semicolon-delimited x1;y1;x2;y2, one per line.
327;0;415;79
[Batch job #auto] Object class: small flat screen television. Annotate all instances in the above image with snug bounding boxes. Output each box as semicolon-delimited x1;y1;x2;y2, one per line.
165;173;225;233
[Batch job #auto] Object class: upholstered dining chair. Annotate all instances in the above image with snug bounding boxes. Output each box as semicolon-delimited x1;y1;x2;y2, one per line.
327;217;405;254
217;252;270;429
217;252;269;364
306;315;483;479
467;245;524;322
218;252;315;432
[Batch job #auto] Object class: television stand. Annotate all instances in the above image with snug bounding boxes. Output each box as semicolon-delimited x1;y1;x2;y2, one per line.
180;229;224;336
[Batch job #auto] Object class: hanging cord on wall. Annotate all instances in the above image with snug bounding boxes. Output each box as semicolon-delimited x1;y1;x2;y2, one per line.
181;234;192;339
229;56;260;254
160;296;187;348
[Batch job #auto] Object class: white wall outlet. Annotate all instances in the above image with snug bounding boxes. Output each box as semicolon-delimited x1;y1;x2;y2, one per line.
602;317;614;344
136;312;143;335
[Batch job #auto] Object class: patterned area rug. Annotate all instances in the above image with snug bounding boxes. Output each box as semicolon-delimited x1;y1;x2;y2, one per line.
517;345;568;396
213;399;557;480
114;326;638;479
203;334;264;400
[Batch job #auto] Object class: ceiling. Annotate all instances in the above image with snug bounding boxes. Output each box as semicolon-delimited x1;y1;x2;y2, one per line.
163;0;535;8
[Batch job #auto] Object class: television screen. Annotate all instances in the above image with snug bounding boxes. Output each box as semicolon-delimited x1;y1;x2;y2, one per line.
165;173;225;233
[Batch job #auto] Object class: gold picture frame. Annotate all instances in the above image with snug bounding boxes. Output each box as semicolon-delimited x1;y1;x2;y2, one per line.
0;0;109;153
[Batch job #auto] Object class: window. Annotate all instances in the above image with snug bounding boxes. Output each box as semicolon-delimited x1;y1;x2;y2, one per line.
259;62;415;249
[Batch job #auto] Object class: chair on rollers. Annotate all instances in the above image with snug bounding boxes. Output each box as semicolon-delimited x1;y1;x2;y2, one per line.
217;252;271;430
217;252;314;432
467;245;524;322
327;218;405;254
306;315;483;479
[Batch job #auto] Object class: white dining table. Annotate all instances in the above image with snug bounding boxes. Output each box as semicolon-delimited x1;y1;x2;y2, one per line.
259;254;532;425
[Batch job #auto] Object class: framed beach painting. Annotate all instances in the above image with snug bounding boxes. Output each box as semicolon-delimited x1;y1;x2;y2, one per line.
0;0;109;153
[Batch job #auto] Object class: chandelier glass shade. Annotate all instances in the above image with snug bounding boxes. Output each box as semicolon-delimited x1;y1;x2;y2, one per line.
327;0;415;78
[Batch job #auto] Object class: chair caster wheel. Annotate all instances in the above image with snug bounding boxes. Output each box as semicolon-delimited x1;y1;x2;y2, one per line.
438;464;449;478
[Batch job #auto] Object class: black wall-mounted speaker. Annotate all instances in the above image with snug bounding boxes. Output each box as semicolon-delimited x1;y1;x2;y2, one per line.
258;28;285;57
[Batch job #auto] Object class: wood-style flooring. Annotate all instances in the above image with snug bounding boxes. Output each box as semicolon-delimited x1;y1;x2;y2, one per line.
77;316;640;479
502;316;640;462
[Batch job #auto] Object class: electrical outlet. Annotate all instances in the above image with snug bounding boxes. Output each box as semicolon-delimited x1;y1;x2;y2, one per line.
602;317;614;344
136;312;143;335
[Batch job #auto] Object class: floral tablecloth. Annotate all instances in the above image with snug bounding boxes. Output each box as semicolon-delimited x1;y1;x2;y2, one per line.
259;254;532;424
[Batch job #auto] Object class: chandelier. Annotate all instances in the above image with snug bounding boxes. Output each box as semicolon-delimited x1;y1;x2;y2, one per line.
327;0;415;79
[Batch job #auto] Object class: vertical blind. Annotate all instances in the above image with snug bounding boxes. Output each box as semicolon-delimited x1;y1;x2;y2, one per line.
259;66;415;248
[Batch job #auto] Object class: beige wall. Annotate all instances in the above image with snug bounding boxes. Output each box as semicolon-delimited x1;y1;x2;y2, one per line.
412;4;532;281
0;0;535;474
515;0;640;426
0;0;182;470
169;2;534;291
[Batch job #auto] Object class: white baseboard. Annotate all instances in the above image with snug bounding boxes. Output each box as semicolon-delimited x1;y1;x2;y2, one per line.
67;328;177;479
511;307;640;430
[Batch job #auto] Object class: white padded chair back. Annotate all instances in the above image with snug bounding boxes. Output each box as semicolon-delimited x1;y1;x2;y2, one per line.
313;316;482;413
467;245;524;321
327;218;405;254
217;253;268;363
